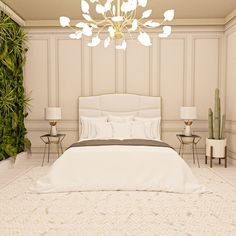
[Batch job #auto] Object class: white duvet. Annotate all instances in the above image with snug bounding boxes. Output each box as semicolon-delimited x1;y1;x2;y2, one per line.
31;144;206;194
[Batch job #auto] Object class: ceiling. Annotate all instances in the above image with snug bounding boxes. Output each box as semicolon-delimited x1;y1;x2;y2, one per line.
2;0;236;21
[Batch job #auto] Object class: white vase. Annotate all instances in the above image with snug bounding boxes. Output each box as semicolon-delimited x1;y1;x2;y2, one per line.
206;138;227;158
184;125;192;136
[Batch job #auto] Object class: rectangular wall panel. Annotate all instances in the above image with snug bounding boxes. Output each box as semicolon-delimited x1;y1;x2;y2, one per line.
125;40;150;95
91;42;116;95
24;39;49;120
226;31;236;121
194;38;220;120
160;38;185;120
58;39;82;120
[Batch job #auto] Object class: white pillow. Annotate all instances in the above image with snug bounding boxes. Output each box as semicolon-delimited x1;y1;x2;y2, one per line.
108;115;134;123
134;117;161;140
131;121;146;139
111;122;131;139
95;122;113;139
80;116;108;140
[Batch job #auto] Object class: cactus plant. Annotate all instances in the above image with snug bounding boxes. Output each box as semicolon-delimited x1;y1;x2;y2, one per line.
208;88;225;140
208;108;213;139
221;114;226;139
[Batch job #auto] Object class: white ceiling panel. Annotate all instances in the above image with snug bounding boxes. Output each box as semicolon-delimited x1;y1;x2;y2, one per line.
1;0;236;21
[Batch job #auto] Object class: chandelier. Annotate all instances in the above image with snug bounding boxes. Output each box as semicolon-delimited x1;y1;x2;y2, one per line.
59;0;174;50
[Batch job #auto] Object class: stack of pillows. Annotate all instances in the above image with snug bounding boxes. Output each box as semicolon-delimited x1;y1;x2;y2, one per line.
80;115;161;141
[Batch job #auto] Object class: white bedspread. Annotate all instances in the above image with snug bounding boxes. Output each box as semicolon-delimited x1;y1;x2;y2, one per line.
30;145;206;193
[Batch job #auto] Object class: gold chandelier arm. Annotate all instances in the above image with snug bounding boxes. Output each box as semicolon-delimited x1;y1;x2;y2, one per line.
137;19;165;30
96;23;114;37
92;17;113;27
121;10;137;29
108;8;115;17
124;26;134;40
69;25;81;33
121;18;132;29
117;0;121;16
121;9;136;29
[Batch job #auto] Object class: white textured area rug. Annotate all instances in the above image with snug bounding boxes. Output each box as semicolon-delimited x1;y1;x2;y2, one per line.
0;166;236;236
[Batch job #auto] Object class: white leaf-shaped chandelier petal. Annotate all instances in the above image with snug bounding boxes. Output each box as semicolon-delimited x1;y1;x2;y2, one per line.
164;9;175;21
138;32;152;46
82;14;93;21
108;26;115;38
96;4;105;14
60;16;70;27
116;40;127;50
130;19;138;31
104;37;111;48
142;9;152;19
138;0;147;7
88;36;101;47
144;20;160;28
81;0;90;14
112;16;124;22
82;24;93;36
60;0;175;50
76;22;86;28
163;26;172;35
70;32;82;40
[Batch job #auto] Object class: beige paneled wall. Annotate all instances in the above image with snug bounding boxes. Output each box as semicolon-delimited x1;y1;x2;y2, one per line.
24;27;224;156
160;38;185;120
225;19;236;161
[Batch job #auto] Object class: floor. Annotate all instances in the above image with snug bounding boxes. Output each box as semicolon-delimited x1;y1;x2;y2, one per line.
0;154;235;236
1;154;235;189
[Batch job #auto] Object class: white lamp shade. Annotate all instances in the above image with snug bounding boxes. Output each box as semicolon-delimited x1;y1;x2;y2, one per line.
180;106;197;120
45;107;62;120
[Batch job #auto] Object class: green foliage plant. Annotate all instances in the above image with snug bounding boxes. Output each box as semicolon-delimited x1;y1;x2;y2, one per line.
0;11;31;161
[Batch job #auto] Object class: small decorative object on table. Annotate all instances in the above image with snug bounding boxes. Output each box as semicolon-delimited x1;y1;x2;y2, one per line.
40;134;65;166
180;106;197;136
177;134;201;167
45;107;62;136
206;88;227;168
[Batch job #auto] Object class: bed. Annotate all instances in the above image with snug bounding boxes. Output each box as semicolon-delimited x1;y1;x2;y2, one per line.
31;94;206;194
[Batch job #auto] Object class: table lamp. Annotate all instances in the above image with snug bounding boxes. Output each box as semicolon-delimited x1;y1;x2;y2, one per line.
45;107;61;136
180;106;197;136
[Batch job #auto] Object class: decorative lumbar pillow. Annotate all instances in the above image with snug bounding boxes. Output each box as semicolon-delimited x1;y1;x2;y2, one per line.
134;117;161;140
80;116;108;140
94;122;113;139
130;121;146;139
110;122;131;139
108;115;134;123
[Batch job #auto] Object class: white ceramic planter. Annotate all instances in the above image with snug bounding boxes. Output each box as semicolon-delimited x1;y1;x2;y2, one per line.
206;138;227;158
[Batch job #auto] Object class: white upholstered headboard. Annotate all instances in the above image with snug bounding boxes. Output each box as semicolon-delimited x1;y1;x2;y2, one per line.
78;94;162;137
79;94;161;117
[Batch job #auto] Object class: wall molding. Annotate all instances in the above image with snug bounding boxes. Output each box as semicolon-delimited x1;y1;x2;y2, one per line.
0;0;25;26
23;6;236;28
24;19;227;28
225;19;236;160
